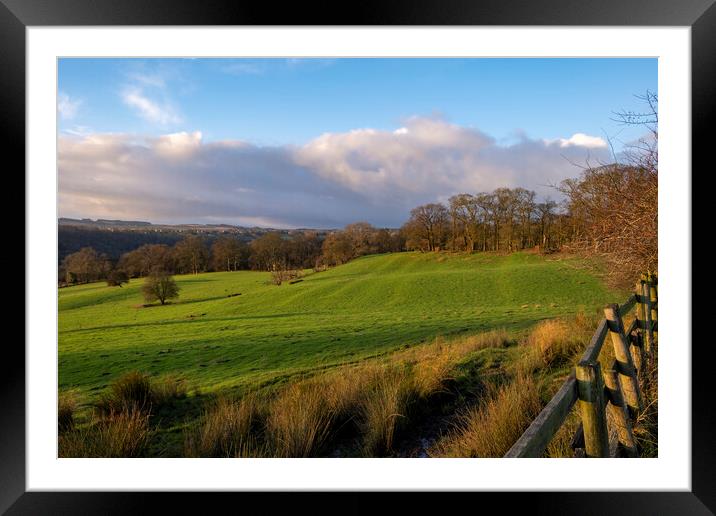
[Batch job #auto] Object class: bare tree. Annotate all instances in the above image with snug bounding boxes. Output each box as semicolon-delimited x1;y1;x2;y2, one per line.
403;203;449;252
211;236;248;272
142;270;180;305
106;269;129;287
558;91;657;286
174;235;209;275
449;194;480;252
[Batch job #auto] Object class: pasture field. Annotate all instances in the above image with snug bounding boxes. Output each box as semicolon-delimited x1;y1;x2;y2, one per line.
59;251;619;399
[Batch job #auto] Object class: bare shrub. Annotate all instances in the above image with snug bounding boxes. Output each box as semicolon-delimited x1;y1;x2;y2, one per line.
270;268;302;286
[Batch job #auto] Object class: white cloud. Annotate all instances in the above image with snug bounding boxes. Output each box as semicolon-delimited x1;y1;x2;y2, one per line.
151;131;203;157
122;87;182;125
547;132;607;149
58;118;610;228
294;117;608;202
127;72;167;89
57;92;81;120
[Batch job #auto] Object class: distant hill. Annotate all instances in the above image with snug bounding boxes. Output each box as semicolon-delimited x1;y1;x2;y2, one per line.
59;217;261;232
57;218;332;262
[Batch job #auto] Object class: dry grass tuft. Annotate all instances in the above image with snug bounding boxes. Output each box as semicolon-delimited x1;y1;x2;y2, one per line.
411;351;453;399
266;380;338;457
428;374;542;457
95;371;189;417
358;364;415;456
58;390;79;433
632;347;658;457
517;313;597;374
321;367;368;421
95;371;153;416
58;408;151;457
184;395;265;457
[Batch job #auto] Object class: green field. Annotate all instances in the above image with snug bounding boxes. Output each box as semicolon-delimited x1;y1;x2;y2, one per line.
58;251;619;398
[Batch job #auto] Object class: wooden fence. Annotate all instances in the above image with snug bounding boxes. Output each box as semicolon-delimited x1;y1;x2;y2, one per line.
505;272;658;458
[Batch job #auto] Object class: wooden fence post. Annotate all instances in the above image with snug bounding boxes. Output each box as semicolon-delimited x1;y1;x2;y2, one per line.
639;278;654;356
628;332;645;380
604;303;643;414
576;360;609;458
648;272;658;340
603;363;638;457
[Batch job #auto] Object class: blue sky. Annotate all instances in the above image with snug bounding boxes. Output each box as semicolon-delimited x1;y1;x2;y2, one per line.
59;58;656;146
58;58;657;228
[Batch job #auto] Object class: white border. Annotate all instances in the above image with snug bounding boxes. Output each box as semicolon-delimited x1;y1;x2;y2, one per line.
27;27;690;491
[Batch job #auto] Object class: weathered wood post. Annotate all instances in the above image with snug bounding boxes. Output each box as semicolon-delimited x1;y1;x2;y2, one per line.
576;360;609;458
648;271;658;340
628;331;645;380
603;363;638;457
639;276;654;356
604;303;643;415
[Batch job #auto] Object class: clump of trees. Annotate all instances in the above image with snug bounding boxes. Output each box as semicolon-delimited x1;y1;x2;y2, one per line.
117;243;175;278
142;270;180;305
211;236;249;272
400;189;567;254
60;247;111;285
319;222;403;267
248;231;323;272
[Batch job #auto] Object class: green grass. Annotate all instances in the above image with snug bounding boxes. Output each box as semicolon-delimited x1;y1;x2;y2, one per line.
59;251;619;399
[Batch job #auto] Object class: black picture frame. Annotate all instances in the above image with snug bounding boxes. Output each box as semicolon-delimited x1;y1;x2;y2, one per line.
4;0;709;513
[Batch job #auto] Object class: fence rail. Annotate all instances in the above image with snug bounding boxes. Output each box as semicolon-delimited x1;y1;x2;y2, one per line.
505;272;657;458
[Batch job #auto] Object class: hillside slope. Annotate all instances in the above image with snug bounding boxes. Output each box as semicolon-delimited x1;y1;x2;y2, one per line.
58;251;617;395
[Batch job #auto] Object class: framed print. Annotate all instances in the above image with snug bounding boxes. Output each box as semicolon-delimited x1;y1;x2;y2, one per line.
4;0;712;513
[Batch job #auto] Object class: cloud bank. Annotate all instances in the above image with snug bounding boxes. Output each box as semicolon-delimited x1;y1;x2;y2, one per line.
58;117;610;228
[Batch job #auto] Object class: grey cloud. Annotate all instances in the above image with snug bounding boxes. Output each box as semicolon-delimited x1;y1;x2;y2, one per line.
58;118;610;228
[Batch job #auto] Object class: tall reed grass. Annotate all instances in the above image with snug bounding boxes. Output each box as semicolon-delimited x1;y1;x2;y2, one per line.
184;395;265;457
428;374;542;457
58;407;151;457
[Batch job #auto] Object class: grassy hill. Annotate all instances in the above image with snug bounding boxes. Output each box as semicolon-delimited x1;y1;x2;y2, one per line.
58;251;619;398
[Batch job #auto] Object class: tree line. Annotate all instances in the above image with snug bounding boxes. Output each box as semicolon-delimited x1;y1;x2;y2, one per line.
58;225;402;286
401;188;568;253
58;187;566;288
